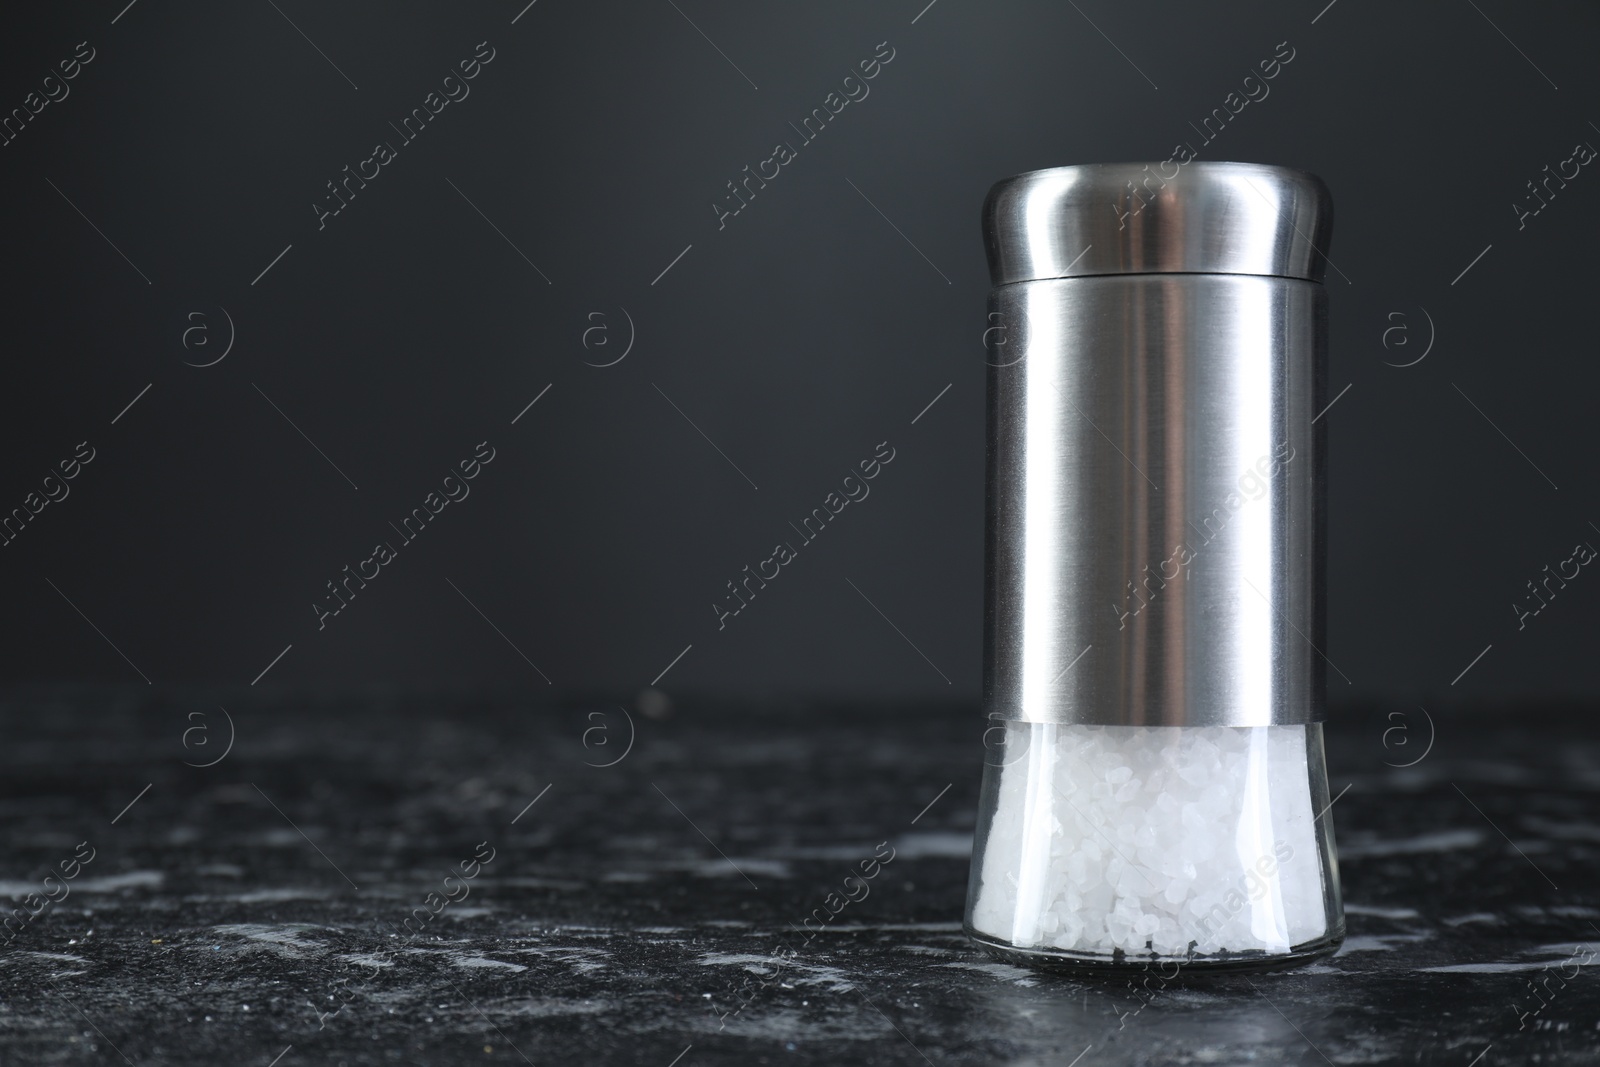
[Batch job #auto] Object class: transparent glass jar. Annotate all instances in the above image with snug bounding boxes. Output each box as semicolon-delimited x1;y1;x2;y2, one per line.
965;720;1343;973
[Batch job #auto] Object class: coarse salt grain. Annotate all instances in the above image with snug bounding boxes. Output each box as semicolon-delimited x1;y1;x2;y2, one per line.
971;723;1328;958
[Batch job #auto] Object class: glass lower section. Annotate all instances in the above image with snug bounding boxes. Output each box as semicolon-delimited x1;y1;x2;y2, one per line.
964;721;1343;973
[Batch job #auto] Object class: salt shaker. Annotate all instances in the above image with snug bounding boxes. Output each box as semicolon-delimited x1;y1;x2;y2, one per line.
965;162;1344;972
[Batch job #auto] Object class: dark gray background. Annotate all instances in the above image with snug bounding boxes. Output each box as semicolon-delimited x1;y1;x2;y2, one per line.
2;0;1596;706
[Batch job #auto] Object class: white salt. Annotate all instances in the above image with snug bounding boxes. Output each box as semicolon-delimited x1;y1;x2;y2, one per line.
970;723;1328;958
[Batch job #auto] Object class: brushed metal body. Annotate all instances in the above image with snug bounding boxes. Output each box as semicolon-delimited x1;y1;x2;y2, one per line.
981;163;1332;727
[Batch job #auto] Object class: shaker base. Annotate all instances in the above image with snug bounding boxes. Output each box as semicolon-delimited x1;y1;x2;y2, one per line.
964;923;1344;977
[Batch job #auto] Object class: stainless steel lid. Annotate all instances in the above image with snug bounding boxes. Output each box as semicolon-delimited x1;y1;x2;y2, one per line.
980;161;1333;728
983;161;1334;287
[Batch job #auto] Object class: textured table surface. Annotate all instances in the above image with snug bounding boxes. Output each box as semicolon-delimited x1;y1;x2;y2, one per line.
0;689;1596;1066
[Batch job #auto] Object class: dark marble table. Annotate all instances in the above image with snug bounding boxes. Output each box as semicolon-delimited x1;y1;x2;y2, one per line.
0;688;1595;1065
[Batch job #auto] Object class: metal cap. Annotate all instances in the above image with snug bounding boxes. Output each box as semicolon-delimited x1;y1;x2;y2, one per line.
983;161;1334;287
